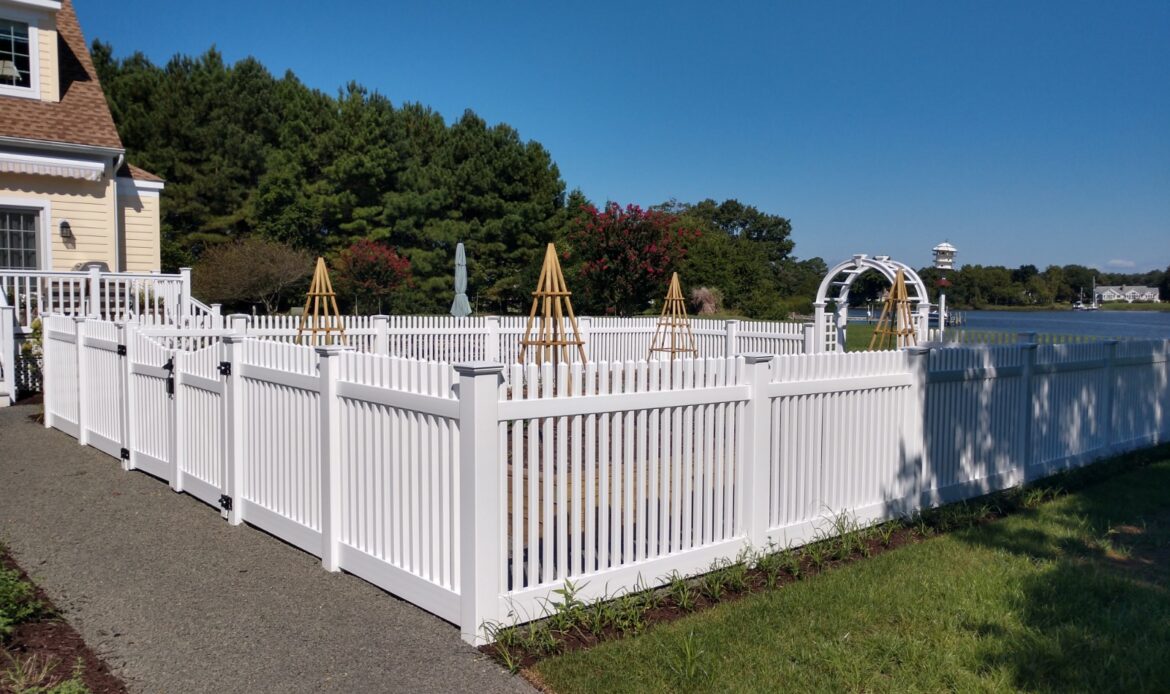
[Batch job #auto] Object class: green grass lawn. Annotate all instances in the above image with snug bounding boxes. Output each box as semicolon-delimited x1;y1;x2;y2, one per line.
533;456;1170;693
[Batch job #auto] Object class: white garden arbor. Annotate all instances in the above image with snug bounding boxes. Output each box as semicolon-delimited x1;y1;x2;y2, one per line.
812;254;932;352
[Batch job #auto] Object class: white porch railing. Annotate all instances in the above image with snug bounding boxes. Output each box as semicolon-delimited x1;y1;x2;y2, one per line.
0;267;214;331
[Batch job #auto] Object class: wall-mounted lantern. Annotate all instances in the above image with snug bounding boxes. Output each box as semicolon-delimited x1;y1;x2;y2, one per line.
59;220;73;239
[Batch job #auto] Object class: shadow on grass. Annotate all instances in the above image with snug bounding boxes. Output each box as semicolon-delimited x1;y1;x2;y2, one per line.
956;461;1170;692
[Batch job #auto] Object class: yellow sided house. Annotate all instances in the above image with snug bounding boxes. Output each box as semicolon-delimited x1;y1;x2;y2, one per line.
0;0;205;403
0;0;163;273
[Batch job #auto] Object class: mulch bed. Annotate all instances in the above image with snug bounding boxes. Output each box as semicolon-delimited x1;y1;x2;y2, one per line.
479;523;930;673
1;550;126;694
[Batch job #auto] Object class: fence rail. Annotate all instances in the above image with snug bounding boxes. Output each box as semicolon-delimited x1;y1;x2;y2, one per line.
35;315;1170;645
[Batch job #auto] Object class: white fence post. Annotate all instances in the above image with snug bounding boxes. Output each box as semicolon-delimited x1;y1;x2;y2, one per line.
221;334;246;524
87;268;101;318
122;320;138;469
455;361;504;645
802;323;816;355
1102;339;1118;454
317;345;346;571
906;346;932;503
725;320;740;358
1019;339;1038;482
179;267;192;321
0;304;13;406
485;317;501;362
229;313;251;336
577;316;591;361
740;353;773;548
75;317;89;446
373;315;389;355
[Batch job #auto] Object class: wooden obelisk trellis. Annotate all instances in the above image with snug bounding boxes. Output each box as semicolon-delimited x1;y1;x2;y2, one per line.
296;257;346;346
648;272;697;360
518;243;587;369
868;268;917;351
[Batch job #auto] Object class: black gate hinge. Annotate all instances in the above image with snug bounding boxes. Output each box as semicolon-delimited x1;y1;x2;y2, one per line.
218;495;233;511
120;448;130;461
117;344;127;356
218;361;232;376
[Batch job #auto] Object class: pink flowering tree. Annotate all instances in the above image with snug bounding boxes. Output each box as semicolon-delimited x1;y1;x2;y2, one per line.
333;239;413;314
567;202;699;315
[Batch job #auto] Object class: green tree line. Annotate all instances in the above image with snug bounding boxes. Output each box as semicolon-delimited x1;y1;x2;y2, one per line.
93;43;822;317
847;264;1169;309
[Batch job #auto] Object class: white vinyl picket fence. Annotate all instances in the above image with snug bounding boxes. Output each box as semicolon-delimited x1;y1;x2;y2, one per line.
38;314;1170;644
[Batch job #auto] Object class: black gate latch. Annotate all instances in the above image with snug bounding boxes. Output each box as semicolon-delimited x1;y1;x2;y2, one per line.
218;495;233;511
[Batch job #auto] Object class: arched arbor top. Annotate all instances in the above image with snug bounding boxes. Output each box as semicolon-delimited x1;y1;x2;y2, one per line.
812;254;933;352
815;254;930;307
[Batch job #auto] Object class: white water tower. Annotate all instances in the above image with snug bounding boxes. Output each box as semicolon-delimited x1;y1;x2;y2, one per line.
932;241;957;338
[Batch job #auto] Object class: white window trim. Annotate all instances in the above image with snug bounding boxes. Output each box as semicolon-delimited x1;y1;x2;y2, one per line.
0;5;42;100
0;195;52;270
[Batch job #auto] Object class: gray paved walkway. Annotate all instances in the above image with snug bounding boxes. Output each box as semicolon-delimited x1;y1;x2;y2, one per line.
0;405;532;694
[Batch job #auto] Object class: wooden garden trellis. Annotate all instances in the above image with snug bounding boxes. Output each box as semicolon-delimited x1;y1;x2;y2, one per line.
648;272;697;360
518;243;587;368
296;257;345;346
868;268;917;350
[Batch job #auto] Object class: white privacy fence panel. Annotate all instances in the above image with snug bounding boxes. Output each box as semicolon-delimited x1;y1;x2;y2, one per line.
924;346;1026;499
175;342;227;507
495;357;748;617
767;351;918;537
43;315;79;436
78;320;125;458
1030;342;1112;470
238;340;323;552
34;314;1170;646
334;351;462;622
1112;340;1170;446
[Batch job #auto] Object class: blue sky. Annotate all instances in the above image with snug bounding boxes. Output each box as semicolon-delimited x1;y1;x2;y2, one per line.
77;1;1170;272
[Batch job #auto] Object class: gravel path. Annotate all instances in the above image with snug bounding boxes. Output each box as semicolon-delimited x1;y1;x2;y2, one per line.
0;405;532;694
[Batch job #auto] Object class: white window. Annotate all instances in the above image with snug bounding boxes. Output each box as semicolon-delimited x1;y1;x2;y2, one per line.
0;207;39;269
0;18;31;88
0;10;39;99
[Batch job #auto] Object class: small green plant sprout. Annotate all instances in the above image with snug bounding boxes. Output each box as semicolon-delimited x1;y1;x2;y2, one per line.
666;630;709;689
543;578;587;633
700;562;728;602
667;571;699;612
780;547;802;579
1;653;60;693
725;559;749;593
876;522;898;547
613;592;647;635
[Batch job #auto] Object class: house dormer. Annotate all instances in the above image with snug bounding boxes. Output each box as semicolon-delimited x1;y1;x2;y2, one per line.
0;0;60;103
0;0;164;273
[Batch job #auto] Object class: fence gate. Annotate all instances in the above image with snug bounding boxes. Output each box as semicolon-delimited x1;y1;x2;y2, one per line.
77;320;126;458
125;330;177;483
173;341;228;508
43;316;80;437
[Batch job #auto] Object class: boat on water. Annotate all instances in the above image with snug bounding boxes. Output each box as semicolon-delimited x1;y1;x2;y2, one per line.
1072;280;1100;311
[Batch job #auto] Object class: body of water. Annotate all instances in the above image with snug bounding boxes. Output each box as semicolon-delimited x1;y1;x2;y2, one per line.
848;309;1170;340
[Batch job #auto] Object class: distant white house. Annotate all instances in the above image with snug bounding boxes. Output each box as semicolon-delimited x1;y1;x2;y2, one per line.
1096;285;1160;303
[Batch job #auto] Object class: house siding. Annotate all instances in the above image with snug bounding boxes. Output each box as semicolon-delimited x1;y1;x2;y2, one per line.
117;185;161;272
38;20;57;103
1;171;117;270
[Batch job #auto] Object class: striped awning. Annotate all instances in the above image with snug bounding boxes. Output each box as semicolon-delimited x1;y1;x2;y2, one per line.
0;151;106;181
